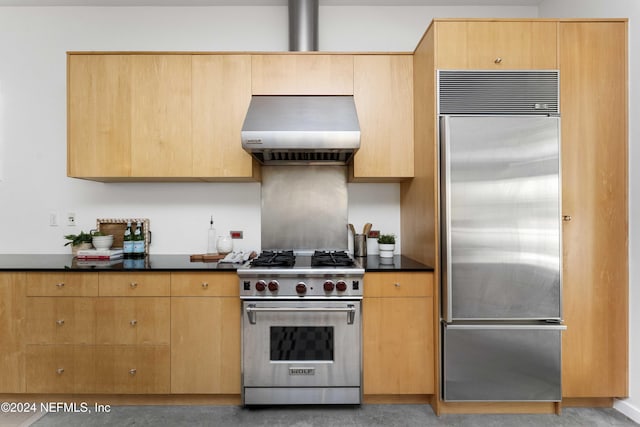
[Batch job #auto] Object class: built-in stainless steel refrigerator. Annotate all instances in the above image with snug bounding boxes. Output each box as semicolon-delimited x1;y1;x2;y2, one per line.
439;70;566;402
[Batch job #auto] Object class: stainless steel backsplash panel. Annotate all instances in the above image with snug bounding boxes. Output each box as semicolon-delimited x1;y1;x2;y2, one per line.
261;166;348;251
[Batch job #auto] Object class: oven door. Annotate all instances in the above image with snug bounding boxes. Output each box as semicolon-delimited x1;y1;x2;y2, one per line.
242;300;361;390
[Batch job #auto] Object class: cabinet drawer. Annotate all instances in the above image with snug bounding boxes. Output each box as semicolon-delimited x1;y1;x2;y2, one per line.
99;272;170;296
95;345;170;394
171;272;239;296
26;297;96;344
96;297;170;345
25;345;96;393
364;272;433;297
26;272;98;296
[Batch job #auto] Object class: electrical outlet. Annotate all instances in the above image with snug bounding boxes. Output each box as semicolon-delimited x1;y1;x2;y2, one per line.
49;212;58;227
230;231;243;239
368;230;380;239
67;212;76;226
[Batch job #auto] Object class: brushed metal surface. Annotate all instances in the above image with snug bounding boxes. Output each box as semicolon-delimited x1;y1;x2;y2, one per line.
242;96;360;165
443;323;563;401
244;387;361;405
288;0;318;51
441;116;561;321
261;166;348;251
242;300;361;389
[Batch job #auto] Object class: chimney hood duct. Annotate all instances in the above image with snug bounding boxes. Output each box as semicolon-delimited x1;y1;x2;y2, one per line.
289;0;318;51
241;96;361;165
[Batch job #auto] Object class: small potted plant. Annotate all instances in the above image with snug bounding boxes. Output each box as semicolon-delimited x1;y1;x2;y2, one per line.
377;234;396;258
64;231;93;255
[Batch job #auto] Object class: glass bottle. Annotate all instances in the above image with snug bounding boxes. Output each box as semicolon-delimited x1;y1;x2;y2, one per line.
132;222;145;259
123;221;133;259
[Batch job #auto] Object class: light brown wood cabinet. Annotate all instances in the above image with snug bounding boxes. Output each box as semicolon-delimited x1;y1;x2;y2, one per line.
0;273;26;393
352;55;414;181
67;53;258;181
22;272;171;394
251;54;353;95
363;272;434;395
559;21;628;399
170;272;241;393
435;20;557;69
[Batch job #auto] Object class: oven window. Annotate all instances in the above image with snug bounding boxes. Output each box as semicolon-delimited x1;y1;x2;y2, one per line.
270;326;334;361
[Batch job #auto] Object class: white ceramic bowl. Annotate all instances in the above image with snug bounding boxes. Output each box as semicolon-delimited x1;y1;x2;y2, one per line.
92;235;114;250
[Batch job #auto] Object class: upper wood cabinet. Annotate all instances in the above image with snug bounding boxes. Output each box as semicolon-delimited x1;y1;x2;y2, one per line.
192;55;255;178
67;53;258;181
352;55;414;180
559;21;628;399
251;54;353;95
435;20;558;69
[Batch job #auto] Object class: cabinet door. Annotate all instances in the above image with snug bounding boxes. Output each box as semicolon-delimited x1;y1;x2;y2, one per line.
560;21;627;398
26;297;96;345
363;297;433;394
0;273;26;392
68;54;132;178
171;297;241;393
130;55;192;177
95;345;170;394
352;55;414;180
96;297;170;345
25;345;96;393
252;54;353;95
436;21;557;69
170;272;238;297
192;55;256;179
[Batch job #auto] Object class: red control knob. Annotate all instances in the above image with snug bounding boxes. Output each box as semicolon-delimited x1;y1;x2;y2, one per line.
255;280;266;292
296;282;307;294
323;280;335;292
268;280;279;292
336;280;347;292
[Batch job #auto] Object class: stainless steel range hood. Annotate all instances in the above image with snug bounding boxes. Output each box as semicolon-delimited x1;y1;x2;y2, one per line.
241;95;361;165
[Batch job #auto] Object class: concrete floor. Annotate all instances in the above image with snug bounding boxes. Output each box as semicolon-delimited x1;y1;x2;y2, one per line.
2;405;631;427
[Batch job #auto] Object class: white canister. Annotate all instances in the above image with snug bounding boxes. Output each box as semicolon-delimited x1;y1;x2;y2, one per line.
216;235;233;255
378;243;395;258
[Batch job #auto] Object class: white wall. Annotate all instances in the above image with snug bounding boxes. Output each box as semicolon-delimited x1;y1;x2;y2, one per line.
538;0;638;423
0;4;536;255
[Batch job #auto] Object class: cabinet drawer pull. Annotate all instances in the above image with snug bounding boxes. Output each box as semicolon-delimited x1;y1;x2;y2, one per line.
202;282;209;289
130;319;138;326
394;283;401;287
56;319;65;326
129;282;138;289
56;368;64;375
563;215;572;222
494;57;503;64
56;282;65;288
129;369;137;375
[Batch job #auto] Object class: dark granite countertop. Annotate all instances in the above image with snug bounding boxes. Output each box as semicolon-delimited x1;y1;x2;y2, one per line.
0;254;433;273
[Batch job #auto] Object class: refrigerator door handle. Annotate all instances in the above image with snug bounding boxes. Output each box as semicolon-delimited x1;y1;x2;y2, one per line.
444;323;567;331
440;115;453;323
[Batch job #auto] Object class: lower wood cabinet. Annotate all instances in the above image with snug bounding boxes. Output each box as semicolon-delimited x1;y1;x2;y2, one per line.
363;272;434;395
26;297;96;345
95;297;170;345
170;272;241;394
95;345;170;394
0;273;26;393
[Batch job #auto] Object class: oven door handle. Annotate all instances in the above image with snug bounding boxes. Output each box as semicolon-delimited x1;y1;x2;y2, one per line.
245;304;357;325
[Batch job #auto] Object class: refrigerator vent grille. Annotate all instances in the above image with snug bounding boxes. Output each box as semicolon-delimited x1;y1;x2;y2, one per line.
438;70;559;115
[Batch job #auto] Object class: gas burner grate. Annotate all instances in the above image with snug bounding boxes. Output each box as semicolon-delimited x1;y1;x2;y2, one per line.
251;250;296;267
311;251;355;267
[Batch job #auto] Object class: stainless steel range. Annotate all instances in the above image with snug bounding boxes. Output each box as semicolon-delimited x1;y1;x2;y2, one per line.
238;250;364;406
